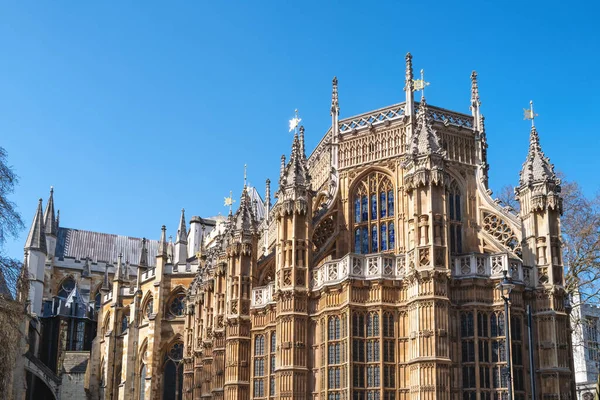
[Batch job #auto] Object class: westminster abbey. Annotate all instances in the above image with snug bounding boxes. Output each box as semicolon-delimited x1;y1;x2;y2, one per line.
15;53;575;400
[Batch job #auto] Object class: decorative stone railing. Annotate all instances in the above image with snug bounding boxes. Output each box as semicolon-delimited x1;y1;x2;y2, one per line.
310;252;406;291
251;282;275;308
452;252;523;282
141;267;156;282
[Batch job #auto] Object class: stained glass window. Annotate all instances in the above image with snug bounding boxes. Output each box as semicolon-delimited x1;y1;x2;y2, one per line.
169;293;186;317
353;172;395;254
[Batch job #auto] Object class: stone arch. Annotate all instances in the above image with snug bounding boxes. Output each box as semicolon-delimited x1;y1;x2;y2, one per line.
56;275;76;298
24;353;60;400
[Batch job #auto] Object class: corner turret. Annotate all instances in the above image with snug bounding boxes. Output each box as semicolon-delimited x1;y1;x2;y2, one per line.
25;199;47;315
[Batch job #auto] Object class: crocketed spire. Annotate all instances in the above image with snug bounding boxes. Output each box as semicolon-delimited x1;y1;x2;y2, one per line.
232;186;257;234
44;187;57;236
25;199;47;253
176;209;188;244
519;126;557;186
279;129;311;191
158;225;168;257
331;76;339;114
409;98;443;156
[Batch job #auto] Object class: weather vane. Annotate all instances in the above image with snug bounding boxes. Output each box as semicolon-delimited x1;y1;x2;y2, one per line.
224;190;235;213
413;69;430;98
523;100;538;127
288;109;301;133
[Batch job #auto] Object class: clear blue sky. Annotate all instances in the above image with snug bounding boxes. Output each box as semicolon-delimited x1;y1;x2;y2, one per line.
1;1;599;261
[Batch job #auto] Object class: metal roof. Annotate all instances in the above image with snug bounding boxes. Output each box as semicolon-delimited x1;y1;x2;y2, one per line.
56;227;160;267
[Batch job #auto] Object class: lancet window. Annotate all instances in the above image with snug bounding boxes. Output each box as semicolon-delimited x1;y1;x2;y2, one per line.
353;172;395;254
57;277;75;298
448;181;463;254
162;341;184;400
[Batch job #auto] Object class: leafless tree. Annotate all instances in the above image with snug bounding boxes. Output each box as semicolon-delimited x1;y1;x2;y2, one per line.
0;146;26;397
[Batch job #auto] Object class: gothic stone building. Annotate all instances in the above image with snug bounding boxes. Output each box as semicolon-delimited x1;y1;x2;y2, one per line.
18;54;575;400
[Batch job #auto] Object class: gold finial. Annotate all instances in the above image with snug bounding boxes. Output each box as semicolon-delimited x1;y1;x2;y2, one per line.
523;100;539;127
288;109;301;133
413;68;430;98
224;190;235;213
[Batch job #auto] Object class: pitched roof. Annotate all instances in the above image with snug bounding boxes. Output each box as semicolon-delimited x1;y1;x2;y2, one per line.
56;227;159;267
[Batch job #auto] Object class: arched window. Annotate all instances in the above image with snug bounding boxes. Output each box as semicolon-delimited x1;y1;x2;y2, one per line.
353;172;395;254
139;363;147;400
367;312;379;337
255;335;265;356
144;296;154;320
102;312;111;336
449;181;463;254
121;315;128;334
58;277;75;298
162;341;184;400
382;312;394;338
168;291;186;318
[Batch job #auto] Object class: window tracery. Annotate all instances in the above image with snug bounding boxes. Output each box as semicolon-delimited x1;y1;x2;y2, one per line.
168;291;186;318
57;277;75;298
353;172;395;254
162;341;184;400
482;212;522;257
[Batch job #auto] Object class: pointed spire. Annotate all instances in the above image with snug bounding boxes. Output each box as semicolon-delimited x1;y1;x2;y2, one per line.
331;76;339;115
167;235;174;263
519;125;557;187
139;238;148;267
404;52;415;117
158;225;167;257
409;97;443;156
470;71;480;107
114;253;123;282
176;209;188;244
265;178;271;216
299;126;306;159
232;182;257;235
43;187;57;236
280;154;286;179
56;210;60;230
470;71;482;131
25;199;47;254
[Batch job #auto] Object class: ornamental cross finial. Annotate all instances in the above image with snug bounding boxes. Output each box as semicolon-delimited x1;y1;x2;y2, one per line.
524;100;539;127
413;69;430;99
288;109;301;133
224;190;235;213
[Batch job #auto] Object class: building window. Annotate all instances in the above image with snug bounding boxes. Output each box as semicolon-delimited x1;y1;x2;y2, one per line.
139;363;146;400
269;332;276;396
144;297;154;320
57;277;75;298
168;292;186;317
121;315;128;334
382;312;394;337
255;335;265;356
461;312;474;337
448;181;463;254
586;317;600;361
162;342;183;400
491;312;504;337
254;379;265;397
353;172;395;254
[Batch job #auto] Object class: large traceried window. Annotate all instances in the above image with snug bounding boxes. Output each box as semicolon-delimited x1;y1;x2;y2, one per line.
448;181;463;254
353;172;395;254
168;291;186;318
162;341;184;400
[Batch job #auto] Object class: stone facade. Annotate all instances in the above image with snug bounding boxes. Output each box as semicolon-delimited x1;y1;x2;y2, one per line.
571;291;600;400
16;53;575;400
